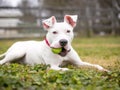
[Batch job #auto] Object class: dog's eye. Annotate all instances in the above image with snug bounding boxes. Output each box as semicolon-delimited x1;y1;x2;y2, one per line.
67;30;71;33
52;31;58;34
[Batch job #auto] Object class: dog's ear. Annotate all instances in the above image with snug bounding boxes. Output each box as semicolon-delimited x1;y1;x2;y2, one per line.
42;16;56;30
64;15;78;28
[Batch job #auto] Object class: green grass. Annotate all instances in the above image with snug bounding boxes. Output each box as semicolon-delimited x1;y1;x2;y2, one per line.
0;37;120;90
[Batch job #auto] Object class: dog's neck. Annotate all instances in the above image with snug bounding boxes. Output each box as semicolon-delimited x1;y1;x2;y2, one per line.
45;38;50;47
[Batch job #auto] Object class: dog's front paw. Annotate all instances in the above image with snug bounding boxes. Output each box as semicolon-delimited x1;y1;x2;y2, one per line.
51;66;69;71
101;68;110;72
94;65;109;72
60;68;69;71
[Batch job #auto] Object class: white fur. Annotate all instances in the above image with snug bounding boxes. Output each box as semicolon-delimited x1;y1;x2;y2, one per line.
0;15;108;71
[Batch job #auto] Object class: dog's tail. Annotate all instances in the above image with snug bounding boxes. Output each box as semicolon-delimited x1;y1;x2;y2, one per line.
0;53;6;59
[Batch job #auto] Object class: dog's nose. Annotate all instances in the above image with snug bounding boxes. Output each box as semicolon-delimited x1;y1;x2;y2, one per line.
59;39;68;47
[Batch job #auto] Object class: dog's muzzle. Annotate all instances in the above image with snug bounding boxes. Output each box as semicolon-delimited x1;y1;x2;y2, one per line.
45;38;71;57
59;39;68;47
58;39;70;57
58;47;71;57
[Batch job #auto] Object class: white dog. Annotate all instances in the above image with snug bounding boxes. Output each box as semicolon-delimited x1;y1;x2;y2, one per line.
0;15;108;71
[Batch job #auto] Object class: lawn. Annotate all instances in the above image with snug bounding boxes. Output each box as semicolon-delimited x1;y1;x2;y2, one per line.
0;37;120;90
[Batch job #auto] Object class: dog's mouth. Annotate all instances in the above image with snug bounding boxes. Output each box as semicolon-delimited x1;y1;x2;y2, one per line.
59;47;71;57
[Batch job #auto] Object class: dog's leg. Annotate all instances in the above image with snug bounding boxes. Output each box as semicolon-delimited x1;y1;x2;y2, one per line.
0;50;26;65
68;48;108;71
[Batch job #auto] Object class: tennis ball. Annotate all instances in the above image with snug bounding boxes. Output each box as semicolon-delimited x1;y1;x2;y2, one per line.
51;48;62;54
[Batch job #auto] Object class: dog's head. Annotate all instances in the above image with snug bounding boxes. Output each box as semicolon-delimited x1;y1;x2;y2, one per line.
42;15;78;56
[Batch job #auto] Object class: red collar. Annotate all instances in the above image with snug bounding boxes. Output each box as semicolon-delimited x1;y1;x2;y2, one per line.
45;38;50;47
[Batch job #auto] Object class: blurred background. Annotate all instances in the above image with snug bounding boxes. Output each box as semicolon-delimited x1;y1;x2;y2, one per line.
0;0;120;39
